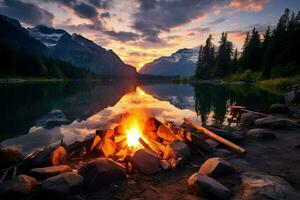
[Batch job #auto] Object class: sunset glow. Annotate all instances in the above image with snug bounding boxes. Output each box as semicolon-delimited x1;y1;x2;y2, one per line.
1;0;299;68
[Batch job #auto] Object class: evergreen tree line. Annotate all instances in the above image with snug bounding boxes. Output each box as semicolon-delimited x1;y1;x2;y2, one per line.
195;8;300;80
0;42;92;79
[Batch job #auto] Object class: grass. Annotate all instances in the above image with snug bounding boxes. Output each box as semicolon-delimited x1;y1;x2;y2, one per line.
256;75;300;89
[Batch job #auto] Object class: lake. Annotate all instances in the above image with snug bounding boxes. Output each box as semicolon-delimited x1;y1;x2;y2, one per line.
0;81;282;154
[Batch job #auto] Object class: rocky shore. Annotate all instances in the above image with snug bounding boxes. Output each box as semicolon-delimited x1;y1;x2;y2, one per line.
1;89;300;200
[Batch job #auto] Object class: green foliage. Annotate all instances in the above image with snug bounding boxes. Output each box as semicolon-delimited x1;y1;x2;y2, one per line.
256;75;300;91
0;42;92;79
226;69;262;82
270;62;299;78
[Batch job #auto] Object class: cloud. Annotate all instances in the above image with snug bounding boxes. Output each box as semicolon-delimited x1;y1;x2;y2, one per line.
190;26;212;33
105;30;141;42
100;12;110;18
88;0;112;9
132;0;228;43
73;3;98;19
0;0;54;26
228;0;270;12
207;17;227;26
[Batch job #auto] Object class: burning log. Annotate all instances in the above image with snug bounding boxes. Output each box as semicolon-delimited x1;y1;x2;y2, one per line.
96;138;117;157
157;124;179;141
143;117;161;141
96;129;114;139
31;144;68;167
143;135;166;155
184;118;247;155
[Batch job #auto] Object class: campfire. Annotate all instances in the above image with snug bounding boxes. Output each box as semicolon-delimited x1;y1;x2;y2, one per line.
5;112;245;178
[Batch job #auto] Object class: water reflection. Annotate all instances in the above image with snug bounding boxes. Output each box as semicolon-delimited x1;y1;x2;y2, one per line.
0;87;198;154
0;82;281;155
0;81;135;140
193;84;281;126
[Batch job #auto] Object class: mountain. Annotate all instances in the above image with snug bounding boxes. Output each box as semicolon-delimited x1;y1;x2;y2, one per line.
0;14;48;55
0;14;136;77
139;48;198;77
28;26;136;77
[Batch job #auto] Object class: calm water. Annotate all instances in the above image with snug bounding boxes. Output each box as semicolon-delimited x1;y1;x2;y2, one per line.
0;81;282;154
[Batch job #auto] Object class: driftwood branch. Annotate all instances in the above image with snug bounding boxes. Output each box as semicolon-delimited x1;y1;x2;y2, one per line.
184;118;247;155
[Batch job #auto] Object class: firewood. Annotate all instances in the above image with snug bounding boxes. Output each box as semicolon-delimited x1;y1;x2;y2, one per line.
180;130;213;153
31;145;68;167
68;135;101;154
164;120;212;153
143;135;165;154
157;124;179;141
184;118;247;155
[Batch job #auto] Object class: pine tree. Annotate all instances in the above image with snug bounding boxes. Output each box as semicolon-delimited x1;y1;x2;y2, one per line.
195;35;215;79
232;48;238;73
239;32;250;71
195;45;203;78
215;32;233;77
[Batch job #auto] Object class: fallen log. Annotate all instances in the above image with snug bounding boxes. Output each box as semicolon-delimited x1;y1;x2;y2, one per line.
184;118;247;155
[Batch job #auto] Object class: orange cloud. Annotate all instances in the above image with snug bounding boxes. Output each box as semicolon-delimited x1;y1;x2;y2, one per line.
228;0;270;12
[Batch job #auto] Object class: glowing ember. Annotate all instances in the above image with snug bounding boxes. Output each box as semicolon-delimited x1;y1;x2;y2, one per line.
126;127;141;147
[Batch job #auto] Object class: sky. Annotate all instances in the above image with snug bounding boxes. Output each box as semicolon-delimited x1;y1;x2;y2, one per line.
0;0;300;70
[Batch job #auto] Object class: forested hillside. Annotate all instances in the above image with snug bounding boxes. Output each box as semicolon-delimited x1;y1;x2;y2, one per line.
195;8;300;81
0;43;91;79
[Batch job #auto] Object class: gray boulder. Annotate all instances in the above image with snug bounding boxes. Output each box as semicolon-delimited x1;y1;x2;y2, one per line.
199;157;235;178
270;104;290;114
285;90;300;104
255;117;291;129
31;165;72;179
188;172;232;199
241;113;261;128
0;175;37;198
247;129;276;140
41;172;84;196
207;127;244;142
131;149;160;174
234;172;300;200
79;158;126;192
163;140;191;162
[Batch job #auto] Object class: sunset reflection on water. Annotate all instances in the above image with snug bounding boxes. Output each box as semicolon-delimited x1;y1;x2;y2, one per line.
0;87;199;155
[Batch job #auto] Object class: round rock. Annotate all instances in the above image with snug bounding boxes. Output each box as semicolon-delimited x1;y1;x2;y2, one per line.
234;172;300;200
79;158;126;192
270;104;290;114
163;140;191;162
247;129;276;140
199;157;235;178
188;172;232;199
30;165;72;179
255;117;291;129
131;149;160;175
0;175;37;198
41;172;84;196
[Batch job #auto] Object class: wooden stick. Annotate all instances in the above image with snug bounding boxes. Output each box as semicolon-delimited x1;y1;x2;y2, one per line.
242;109;300;127
0;170;8;183
184;118;247;155
12;166;17;178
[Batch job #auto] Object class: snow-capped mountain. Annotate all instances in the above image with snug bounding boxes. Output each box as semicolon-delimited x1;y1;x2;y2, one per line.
28;25;67;47
0;14;136;77
139;48;198;77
